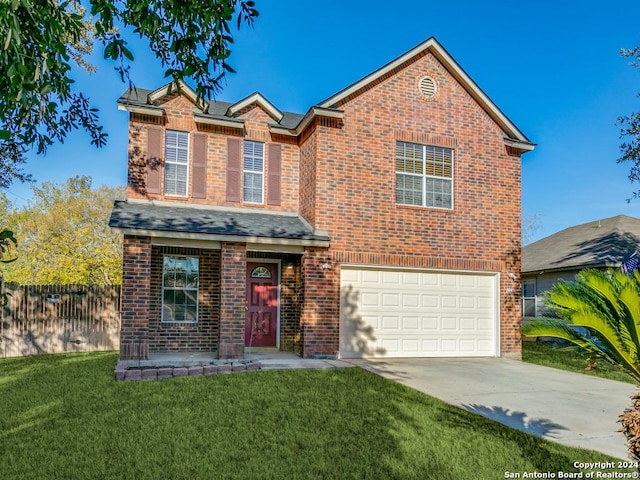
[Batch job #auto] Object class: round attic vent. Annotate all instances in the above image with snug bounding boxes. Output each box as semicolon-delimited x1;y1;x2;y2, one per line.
418;75;437;99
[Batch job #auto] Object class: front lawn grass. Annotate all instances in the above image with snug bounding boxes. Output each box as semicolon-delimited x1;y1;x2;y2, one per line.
522;340;636;384
0;353;629;479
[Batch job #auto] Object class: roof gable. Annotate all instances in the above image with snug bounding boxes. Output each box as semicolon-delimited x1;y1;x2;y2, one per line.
317;37;533;149
226;92;284;122
148;80;204;110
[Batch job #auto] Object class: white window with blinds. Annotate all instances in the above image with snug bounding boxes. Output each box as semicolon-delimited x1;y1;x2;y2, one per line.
243;140;264;203
396;141;453;209
164;130;189;196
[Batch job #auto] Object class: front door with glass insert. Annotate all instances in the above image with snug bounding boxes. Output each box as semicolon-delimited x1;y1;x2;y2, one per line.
245;263;278;347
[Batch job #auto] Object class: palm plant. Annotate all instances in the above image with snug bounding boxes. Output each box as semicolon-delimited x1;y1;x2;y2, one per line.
521;268;640;460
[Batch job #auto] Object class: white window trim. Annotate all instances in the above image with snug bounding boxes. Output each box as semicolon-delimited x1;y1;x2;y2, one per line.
243;140;264;204
396;141;454;210
164;130;190;197
161;255;199;323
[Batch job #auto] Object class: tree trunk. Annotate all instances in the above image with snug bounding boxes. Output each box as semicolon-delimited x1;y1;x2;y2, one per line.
620;391;640;461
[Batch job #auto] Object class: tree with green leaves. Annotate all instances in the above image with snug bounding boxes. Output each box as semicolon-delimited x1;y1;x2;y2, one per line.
2;175;124;285
0;0;258;188
521;268;640;459
618;45;640;199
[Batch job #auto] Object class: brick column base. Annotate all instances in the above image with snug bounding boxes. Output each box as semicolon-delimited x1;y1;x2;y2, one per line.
218;242;247;359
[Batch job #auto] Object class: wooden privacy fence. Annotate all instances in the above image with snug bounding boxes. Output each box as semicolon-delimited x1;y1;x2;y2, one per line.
0;284;121;358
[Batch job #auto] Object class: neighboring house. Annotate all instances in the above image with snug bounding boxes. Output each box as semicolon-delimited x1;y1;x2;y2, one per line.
521;215;640;317
109;37;535;361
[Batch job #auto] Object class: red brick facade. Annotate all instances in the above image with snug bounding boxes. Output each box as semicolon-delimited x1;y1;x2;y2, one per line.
117;39;531;360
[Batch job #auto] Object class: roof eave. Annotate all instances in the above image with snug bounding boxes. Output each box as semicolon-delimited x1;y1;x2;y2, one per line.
110;226;331;247
117;103;164;117
269;107;344;137
522;262;622;276
504;137;536;152
193;113;245;129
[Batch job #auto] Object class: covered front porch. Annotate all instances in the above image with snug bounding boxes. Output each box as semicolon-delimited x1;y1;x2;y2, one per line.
110;200;333;361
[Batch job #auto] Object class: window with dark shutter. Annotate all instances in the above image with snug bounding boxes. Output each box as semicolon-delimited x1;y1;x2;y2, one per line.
191;133;207;199
146;126;163;194
164;130;189;196
226;137;241;202
267;144;281;206
243;140;264;203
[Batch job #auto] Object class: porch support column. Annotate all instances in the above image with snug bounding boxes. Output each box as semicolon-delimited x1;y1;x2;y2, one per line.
301;247;339;358
218;242;247;359
119;235;151;360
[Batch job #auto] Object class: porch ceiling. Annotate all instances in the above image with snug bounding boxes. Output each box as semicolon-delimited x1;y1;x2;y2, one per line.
109;200;330;246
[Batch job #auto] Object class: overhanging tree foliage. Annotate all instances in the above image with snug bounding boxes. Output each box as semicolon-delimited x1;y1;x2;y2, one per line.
0;0;258;187
618;45;640;199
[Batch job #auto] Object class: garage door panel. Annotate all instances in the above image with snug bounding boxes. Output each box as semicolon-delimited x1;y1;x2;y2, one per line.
421;294;438;308
382;293;400;307
441;295;457;308
402;317;419;330
340;267;497;358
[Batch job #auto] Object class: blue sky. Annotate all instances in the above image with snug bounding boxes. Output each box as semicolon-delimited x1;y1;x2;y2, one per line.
6;0;640;243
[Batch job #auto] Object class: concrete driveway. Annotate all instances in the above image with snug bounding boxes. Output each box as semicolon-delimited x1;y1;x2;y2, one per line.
347;357;637;460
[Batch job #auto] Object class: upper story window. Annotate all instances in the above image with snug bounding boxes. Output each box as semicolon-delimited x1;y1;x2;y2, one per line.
164;130;189;196
396;141;453;209
243;140;264;203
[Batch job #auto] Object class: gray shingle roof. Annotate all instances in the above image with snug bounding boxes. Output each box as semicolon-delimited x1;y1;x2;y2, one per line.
522;215;640;274
109;200;330;242
117;88;304;130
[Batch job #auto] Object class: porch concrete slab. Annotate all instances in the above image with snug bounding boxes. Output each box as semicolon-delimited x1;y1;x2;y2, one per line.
347;357;637;460
245;349;352;370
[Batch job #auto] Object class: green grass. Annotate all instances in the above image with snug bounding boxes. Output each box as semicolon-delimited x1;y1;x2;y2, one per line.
0;352;630;479
522;340;637;384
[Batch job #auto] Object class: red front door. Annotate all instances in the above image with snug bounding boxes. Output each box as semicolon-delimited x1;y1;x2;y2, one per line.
245;263;278;347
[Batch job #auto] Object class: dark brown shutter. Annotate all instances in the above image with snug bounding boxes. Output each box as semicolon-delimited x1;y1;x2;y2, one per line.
191;133;207;199
226;137;241;202
146;126;163;195
267;143;281;206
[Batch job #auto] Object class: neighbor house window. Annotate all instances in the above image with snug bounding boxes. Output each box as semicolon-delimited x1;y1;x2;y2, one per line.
243;140;264;203
522;278;536;317
396;141;453;209
164;130;189;196
162;256;199;322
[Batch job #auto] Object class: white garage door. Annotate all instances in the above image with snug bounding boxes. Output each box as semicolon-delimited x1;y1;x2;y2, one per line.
339;267;498;358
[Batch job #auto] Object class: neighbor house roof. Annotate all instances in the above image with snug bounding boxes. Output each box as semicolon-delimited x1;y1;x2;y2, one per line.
522;215;640;274
109;200;330;246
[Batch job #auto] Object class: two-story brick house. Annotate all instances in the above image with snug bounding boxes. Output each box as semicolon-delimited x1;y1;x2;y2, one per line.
110;37;534;361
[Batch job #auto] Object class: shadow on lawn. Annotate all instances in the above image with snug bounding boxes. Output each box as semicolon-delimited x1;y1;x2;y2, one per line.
462;404;567;438
438;403;580;474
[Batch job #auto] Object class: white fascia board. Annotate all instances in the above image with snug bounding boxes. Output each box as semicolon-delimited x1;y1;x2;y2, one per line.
112;227;330;247
147;80;204;110
194;114;244;129
504;137;536;152
117;104;164;117
269;125;297;136
226;93;284;122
